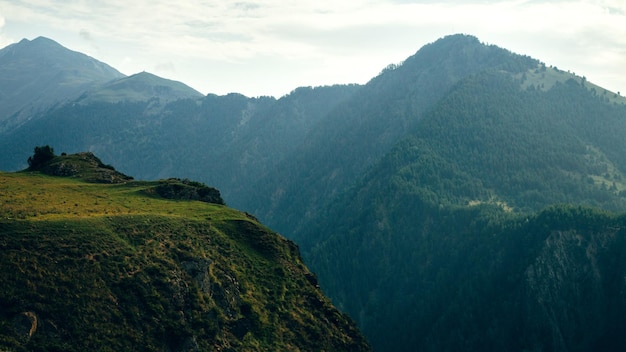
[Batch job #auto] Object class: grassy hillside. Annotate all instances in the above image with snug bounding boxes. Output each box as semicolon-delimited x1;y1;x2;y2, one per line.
517;63;626;105
0;154;369;351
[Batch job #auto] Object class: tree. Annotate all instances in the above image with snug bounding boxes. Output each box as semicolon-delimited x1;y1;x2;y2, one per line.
27;145;56;170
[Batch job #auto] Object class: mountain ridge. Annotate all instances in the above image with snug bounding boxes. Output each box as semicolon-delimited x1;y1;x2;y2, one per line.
238;34;545;237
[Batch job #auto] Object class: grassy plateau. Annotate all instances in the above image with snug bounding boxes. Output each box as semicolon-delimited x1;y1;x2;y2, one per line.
0;154;369;351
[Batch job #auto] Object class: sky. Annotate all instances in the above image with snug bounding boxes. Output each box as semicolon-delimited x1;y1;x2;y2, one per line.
0;0;625;98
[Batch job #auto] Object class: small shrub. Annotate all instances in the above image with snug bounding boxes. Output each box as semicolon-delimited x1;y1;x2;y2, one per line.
151;178;225;205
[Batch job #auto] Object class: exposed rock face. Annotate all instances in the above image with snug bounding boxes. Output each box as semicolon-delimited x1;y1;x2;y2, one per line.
40;152;134;183
11;312;38;342
181;258;212;294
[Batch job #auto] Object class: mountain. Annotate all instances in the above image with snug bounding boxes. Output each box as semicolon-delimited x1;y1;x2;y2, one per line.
294;38;626;350
308;202;626;351
0;37;124;132
0;150;370;351
237;34;544;238
76;71;203;104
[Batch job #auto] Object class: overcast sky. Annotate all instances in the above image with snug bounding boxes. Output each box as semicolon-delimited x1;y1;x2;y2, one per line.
0;0;624;98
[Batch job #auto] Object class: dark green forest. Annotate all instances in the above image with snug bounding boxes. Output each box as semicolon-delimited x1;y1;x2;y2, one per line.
297;67;626;351
308;202;626;351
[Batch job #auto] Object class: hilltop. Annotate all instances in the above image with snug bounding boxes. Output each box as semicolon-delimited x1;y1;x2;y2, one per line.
0;150;370;351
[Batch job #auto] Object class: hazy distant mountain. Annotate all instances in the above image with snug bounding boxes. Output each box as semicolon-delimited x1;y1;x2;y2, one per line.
76;71;203;104
0;37;124;132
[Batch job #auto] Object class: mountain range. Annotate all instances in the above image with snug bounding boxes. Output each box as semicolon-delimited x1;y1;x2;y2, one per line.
1;34;626;351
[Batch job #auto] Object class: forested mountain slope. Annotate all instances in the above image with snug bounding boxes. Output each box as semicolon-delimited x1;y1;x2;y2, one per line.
0;151;369;351
308;202;626;351
298;56;626;351
239;34;541;236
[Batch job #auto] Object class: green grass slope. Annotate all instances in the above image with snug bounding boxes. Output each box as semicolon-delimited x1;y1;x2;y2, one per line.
0;154;369;351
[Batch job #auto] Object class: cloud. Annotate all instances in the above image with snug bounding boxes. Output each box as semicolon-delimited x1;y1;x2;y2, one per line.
154;61;176;74
0;9;11;48
79;28;92;41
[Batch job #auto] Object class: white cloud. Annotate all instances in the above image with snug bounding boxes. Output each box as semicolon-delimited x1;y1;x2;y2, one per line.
0;6;11;48
154;61;176;74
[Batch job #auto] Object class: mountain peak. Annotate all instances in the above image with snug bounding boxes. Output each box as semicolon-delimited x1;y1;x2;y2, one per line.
437;33;480;44
411;33;531;67
370;33;538;92
76;70;203;104
0;36;125;132
25;36;59;45
9;36;76;57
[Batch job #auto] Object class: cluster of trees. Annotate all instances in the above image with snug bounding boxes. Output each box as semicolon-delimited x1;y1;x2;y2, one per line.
307;191;626;350
26;145;55;170
404;72;626;211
